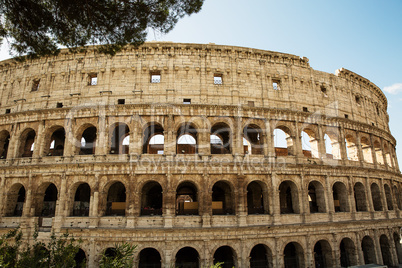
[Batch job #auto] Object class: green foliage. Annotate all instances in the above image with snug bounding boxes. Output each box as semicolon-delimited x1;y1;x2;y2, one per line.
0;0;204;58
0;227;83;268
99;243;137;268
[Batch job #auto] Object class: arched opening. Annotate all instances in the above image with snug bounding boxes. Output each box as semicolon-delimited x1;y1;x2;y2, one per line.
177;123;197;154
371;183;383;211
247;181;269;215
46;128;65;156
213;246;236;268
243;124;263;155
5;184;25;217
176;182;198;215
19;129;36;157
0;130;10;159
324;132;341;160
104;247;117;259
109;123;130;154
73;183;91;216
274;127;293;156
308;181;326;213
333;182;349;212
175;247;199;268
394;186;402;210
249;244;273;268
354;182;368;212
374;140;384;165
138;248;161;268
340;238;357;267
362;236;376;264
143;124;164;154
393;232;402;264
105;182;126;216
212;181;234;215
74;248;86;268
345;134;359;161
314;240;333;268
284;242;305;268
361;136;373;163
279;181;299;214
380;235;393;267
301;129;319;158
141;182;163;216
210;123;231;154
79;126;97;155
384;184;394;210
41;183;58;217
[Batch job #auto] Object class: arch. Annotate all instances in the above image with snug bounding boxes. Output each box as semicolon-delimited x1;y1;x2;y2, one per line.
45;127;65;156
279;180;300;214
40;183;58;217
5;183;25;217
177;123;197;154
313;240;333;268
345;133;358;161
384;184;394;210
176;182;198;215
333;182;349;212
143;123;164;154
283;242;305;268
361;136;373;163
247;181;269;215
274;126;293;156
109;123;130;154
301;128;318;158
141;181;163;216
393;185;402;210
78;125;97;155
362;236;376;264
19;128;36;157
324;132;341;160
0;130;10;159
308;181;326;213
380;234;393;267
175;247;199;268
249;244;273;268
211;122;231;154
213;246;237;268
340;238;357;267
243;124;263;155
371;183;383;211
354;182;368;212
74;248;87;268
374;140;384;165
138;247;162;268
212;181;234;215
72;183;91;216
393;232;402;264
105;182;126;216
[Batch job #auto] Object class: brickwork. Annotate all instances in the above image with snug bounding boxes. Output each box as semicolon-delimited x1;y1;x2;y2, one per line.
0;42;401;267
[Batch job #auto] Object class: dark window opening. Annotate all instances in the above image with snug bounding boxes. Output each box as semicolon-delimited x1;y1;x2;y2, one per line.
279;181;299;214
213;246;236;268
283;243;304;268
183;98;191;104
176;182;198;216
32;79;40;91
109;123;130;155
141;182;163;216
0;131;10;159
344;114;349;119
212;181;234;215
56;102;63;108
354;182;367;212
321;86;327;95
5;185;25;217
138;248;161;268
211;123;231;154
20;130;36;157
47;128;65;156
303;107;309;112
250;244;273;268
41;184;58;217
74;249;87;268
362;236;376;264
355;95;361;105
118;99;125;105
5;109;10;114
175;247;200;268
73;183;90;216
333;182;349;212
106;182;126;216
247;181;268;215
79;126;97;155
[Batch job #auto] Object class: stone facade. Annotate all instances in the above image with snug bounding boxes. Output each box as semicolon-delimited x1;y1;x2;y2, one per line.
0;42;401;267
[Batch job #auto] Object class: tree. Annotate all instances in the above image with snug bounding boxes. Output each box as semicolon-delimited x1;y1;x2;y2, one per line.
0;228;83;268
0;0;204;58
99;243;137;268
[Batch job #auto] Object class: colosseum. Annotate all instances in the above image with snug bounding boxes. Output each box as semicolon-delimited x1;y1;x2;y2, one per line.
0;41;401;268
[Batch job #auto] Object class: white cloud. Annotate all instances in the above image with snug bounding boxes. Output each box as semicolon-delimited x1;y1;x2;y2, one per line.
383;83;402;94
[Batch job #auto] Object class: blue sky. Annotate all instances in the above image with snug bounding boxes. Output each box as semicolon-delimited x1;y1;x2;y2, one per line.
0;0;401;166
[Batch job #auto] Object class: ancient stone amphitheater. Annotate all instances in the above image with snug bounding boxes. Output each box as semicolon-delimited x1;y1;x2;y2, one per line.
0;42;401;268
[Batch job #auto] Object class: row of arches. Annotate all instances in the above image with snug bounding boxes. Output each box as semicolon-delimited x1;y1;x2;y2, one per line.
64;232;402;268
4;178;402;218
0;120;397;169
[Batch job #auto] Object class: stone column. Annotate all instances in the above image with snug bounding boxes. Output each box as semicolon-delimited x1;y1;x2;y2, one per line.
95;110;107;155
370;134;378;168
128;116;142;156
294;120;304;159
381;138;389;170
325;175;335;221
32;120;45;158
316;124;327;160
355;131;364;166
271;173;281;225
339;126;348;163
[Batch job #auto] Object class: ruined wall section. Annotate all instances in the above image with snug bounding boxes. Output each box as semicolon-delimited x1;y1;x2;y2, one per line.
0;42;389;130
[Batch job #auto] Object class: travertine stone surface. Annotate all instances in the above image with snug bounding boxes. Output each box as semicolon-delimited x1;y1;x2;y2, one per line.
0;42;400;268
